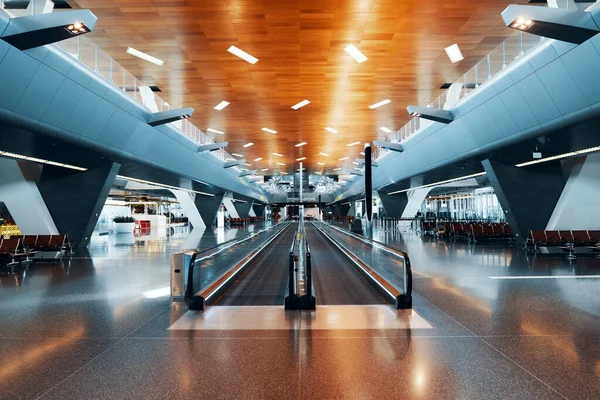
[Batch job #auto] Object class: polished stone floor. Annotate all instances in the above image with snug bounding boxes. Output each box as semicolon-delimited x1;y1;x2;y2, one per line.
0;224;599;399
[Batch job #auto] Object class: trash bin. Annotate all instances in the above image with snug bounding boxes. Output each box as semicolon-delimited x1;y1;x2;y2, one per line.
170;250;195;301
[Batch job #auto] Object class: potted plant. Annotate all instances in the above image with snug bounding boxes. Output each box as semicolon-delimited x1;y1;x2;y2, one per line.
113;216;135;234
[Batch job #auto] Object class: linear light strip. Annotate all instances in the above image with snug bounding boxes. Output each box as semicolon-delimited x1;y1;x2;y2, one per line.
344;45;368;63
325;127;338;134
126;47;164;66
227;45;259;64
206;128;224;135
347;141;361;147
117;175;215;197
291;100;310;110
489;275;600;280
242;142;254;148
214;101;230;111
515;146;600;167
369;99;391;109
388;172;486;195
262;127;277;134
295;142;307;147
0;151;87;171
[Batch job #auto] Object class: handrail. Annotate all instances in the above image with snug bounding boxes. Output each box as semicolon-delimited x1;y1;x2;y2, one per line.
184;222;288;309
285;217;315;310
316;221;412;309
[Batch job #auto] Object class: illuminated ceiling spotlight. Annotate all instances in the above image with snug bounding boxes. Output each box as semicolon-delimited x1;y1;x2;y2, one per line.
231;153;243;157
295;142;307;147
333;168;342;171
206;128;224;135
406;105;453;124
317;162;325;166
227;45;259;64
1;9;98;50
379;126;393;134
296;157;306;161
214;101;230;111
272;153;284;157
373;140;404;153
319;152;329;157
291;100;310;110
369;99;391;109
444;43;464;64
276;162;286;166
339;157;349;161
347;141;361;147
254;157;263;162
261;168;269;171
262;127;277;134
242;142;254;148
344;44;368;63
501;5;600;44
325;127;338;133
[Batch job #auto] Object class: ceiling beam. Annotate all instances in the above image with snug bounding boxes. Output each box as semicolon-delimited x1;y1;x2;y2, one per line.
373;140;404;153
147;108;194;127
197;142;228;153
407;105;453;124
223;159;245;169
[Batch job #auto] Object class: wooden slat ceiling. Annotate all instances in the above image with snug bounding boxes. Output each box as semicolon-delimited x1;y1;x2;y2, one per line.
70;0;527;174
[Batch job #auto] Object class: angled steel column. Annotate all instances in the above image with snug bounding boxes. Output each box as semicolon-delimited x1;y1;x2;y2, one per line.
194;192;225;229
482;159;566;245
378;190;409;218
38;162;120;248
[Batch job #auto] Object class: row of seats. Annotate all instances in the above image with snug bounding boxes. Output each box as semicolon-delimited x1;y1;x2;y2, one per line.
527;230;600;251
423;221;513;242
228;216;265;226
0;234;72;272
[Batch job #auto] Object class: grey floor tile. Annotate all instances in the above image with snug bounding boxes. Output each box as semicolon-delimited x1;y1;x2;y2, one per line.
41;338;300;400
0;338;117;400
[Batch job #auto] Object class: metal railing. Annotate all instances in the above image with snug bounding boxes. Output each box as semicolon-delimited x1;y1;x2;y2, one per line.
375;31;547;162
285;217;315;310
169;222;287;308
315;221;413;309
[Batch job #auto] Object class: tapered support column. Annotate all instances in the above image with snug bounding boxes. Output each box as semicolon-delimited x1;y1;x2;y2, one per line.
338;203;351;216
233;199;254;218
482;159;566;245
38;162;120;248
194;192;225;229
252;203;265;217
378;191;409;218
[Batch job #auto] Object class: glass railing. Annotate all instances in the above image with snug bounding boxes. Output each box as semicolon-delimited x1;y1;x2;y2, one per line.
377;31;547;161
20;29;240;166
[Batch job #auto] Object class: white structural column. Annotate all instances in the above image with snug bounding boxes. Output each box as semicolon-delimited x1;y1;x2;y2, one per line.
400;188;432;218
546;153;600;230
221;196;240;218
0;158;58;234
170;190;206;232
547;0;577;10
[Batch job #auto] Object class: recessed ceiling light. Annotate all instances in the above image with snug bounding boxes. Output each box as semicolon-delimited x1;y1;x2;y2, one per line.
262;127;277;134
126;47;164;66
359;152;365;155
254;157;262;162
261;168;269;171
510;17;534;31
296;157;306;161
276;162;286;166
214;101;230;111
243;163;251;166
325;127;338;133
317;162;325;165
206;128;224;134
344;44;368;63
227;45;259;64
379;126;392;133
347;142;361;147
333;167;342;171
319;152;329;157
315;171;322;175
291;100;310;110
272;153;283;157
232;153;243;157
243;142;254;148
445;43;464;63
339;157;349;160
295;142;307;147
369;99;391;109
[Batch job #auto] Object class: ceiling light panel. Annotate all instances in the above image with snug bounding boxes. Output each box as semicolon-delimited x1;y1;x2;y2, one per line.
227;45;259;64
445;43;464;63
344;45;368;63
295;142;307;147
254;157;263;161
325;127;338;133
243;142;254;148
369;99;391;109
333;168;342;171
339;157;349;160
379;126;392;133
126;47;164;66
296;157;306;161
272;153;283;157
276;162;286;166
262;127;277;134
291;100;310;110
319;152;329;157
317;162;325;165
231;153;243;157
347;142;361;147
214;101;230;111
206;128;224;134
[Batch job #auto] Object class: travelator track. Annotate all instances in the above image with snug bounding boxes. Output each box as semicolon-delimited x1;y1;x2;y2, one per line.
170;218;412;311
